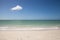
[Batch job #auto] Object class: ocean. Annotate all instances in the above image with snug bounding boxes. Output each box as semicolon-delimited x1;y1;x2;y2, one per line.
0;20;60;28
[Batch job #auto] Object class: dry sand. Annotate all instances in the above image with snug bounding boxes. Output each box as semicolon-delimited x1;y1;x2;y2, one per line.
0;30;60;40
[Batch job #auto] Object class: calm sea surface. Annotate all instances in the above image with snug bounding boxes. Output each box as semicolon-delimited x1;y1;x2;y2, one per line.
0;20;60;27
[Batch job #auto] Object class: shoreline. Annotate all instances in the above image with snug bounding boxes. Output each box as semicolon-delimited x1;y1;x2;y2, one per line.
0;27;60;31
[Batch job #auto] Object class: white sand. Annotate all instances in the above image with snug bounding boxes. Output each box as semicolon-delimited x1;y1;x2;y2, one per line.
0;29;60;40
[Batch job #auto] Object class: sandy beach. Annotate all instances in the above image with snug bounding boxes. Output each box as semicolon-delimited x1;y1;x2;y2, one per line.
0;28;60;40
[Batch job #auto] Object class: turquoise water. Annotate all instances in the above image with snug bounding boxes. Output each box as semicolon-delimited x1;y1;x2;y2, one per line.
0;20;60;27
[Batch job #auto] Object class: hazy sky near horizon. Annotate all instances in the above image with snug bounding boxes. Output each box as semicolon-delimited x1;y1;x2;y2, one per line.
0;0;60;20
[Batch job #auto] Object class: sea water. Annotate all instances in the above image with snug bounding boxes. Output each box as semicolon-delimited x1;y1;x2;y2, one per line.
0;20;60;28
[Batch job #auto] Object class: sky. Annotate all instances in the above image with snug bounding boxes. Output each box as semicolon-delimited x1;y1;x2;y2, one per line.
0;0;60;20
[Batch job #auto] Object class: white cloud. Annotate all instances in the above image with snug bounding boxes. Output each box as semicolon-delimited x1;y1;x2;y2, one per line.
11;5;23;11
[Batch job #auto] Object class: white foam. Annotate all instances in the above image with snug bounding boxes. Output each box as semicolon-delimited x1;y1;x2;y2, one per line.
0;27;60;31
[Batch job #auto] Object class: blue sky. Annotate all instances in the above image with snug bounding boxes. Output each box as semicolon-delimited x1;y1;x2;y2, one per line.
0;0;60;20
